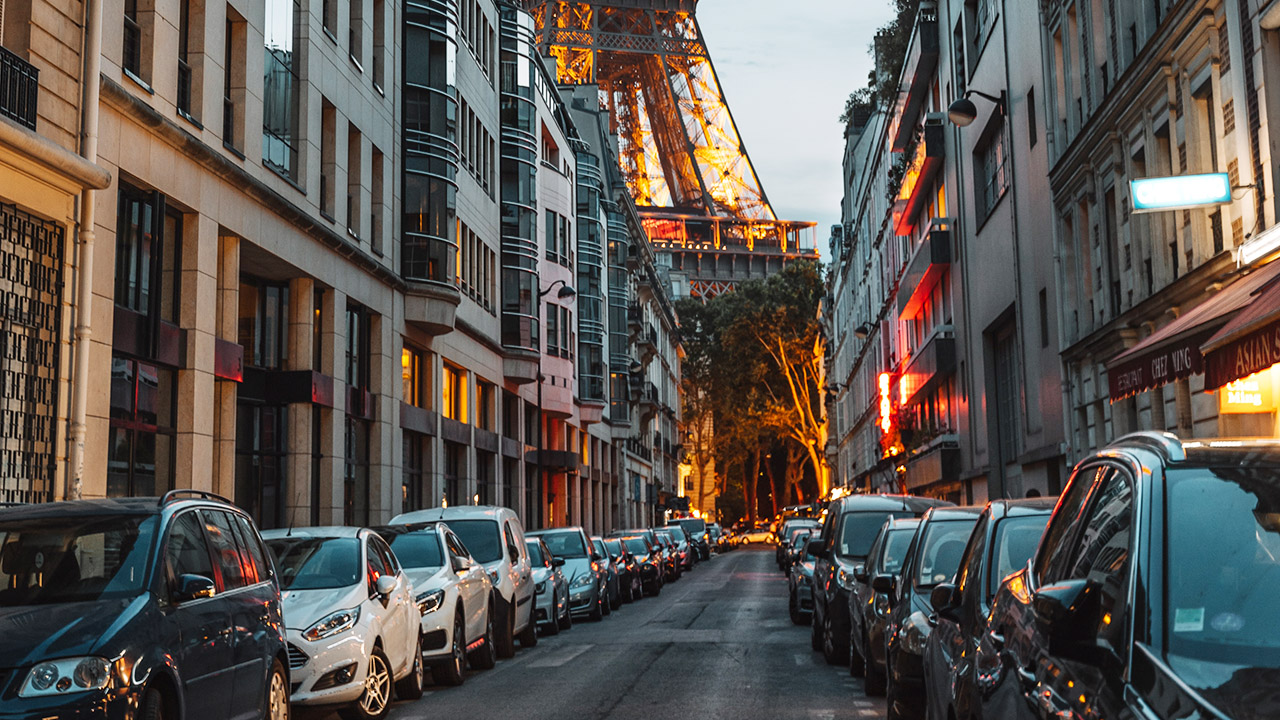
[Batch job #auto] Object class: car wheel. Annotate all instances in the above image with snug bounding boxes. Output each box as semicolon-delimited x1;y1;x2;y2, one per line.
810;607;823;651
822;612;848;665
432;614;467;687
589;590;604;621
559;598;573;630
518;602;539;648
789;590;807;626
602;590;613;616
395;633;425;700
469;604;498;669
340;647;392;720
886;667;904;720
264;658;289;720
864;632;887;696
494;600;516;659
610;587;621;611
849;624;865;677
140;687;166;720
542;592;560;636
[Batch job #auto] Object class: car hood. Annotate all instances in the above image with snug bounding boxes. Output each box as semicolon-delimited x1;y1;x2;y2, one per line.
281;584;366;629
531;567;549;584
402;565;450;594
1168;655;1280;720
561;557;593;583
0;595;150;662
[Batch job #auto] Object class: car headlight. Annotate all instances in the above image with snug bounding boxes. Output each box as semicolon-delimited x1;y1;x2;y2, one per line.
304;607;361;640
416;589;445;615
571;574;595;589
836;568;856;591
898;610;932;655
535;581;546;593
19;657;112;697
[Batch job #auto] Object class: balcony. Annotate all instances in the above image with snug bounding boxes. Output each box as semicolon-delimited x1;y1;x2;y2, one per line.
891;5;939;152
893;117;945;237
404;281;461;335
627;304;643;332
898;220;952;318
0;45;39;131
638;381;660;423
899;330;956;407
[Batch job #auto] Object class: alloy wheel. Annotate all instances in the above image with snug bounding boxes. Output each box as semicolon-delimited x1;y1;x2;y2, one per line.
267;662;289;720
359;651;391;717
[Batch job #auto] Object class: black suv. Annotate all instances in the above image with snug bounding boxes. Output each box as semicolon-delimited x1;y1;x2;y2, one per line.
0;491;289;720
980;432;1280;720
808;494;952;666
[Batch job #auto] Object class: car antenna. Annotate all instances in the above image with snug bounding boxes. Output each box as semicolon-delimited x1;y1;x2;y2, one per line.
286;514;295;537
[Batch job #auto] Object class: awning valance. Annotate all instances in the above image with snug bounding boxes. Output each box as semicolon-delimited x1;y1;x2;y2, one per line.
1106;260;1280;400
1202;269;1280;389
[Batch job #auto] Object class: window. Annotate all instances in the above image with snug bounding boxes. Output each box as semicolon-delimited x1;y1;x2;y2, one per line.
108;356;176;497
347;125;363;238
115;184;181;322
976;123;1008;221
165;511;216;591
371;145;384;254
321;98;336;217
223;12;246;149
349;0;363;67
1063;467;1133;657
238;277;289;369
372;0;386;89
234;404;287;529
263;0;301;179
203;510;249;590
546;301;559;355
992;324;1020;466
443;362;468;423
1034;465;1109;582
345;303;371;390
176;0;197;119
344;416;370;525
402;345;427;408
402;430;426;511
229;513;270;584
123;0;144;80
545;210;556;261
477;380;496;431
1039;288;1049;348
1027;87;1038;148
444;441;465;505
322;0;337;38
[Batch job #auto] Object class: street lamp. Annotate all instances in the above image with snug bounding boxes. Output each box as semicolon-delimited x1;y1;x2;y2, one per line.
946;89;1006;127
534;279;577;529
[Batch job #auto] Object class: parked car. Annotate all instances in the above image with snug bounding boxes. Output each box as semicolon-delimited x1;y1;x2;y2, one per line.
603;537;642;602
263;527;422;719
974;432;1280;720
788;529;817;624
922;497;1054;720
393;506;537;656
525;538;571;635
784;525;814;568
882;506;980;720
0;492;289;720
809;494;952;666
371;521;496;686
661;524;696;571
528;527;607;621
652;529;683;581
706;523;723;551
849;517;920;692
590;536;623;610
740;525;774;544
777;519;821;571
620;535;664;595
666;517;710;560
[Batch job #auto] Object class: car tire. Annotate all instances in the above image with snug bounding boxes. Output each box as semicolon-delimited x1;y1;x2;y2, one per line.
340;647;392;720
518;604;539;648
558;599;573;630
589;591;604;621
848;625;866;677
542;591;561;636
395;634;425;700
822;612;848;666
886;667;904;720
469;605;498;670
810;608;823;651
140;687;166;720
494;600;516;659
789;590;807;626
864;632;887;696
610;588;621;611
432;614;467;687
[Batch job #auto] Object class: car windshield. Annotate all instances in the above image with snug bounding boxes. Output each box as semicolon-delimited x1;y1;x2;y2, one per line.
592;539;607;557
1165;467;1280;666
675;518;706;535
603;538;623;556
913;519;977;588
266;537;360;590
623;538;648;555
0;514;158;606
382;529;444;569
665;526;688;542
876;527;916;575
837;511;896;559
787;526;813;545
525;541;546;567
447;520;503;564
988;515;1049;598
538;531;588;558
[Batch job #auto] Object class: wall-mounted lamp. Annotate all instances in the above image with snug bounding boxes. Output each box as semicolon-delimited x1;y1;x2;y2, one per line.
947;90;1006;127
539;279;577;299
854;323;873;339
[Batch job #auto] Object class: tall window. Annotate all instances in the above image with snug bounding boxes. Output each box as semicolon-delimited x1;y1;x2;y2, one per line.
223;13;246;149
403;431;426;511
477;380;496;431
235;405;287;529
108;357;176;496
349;0;363;67
263;0;301;179
347;125;363;237
344;416;370;524
123;0;143;79
116;183;180;324
976;123;1008;222
443;363;468;422
345;303;371;390
177;0;193;117
238;277;289;369
402;345;427;407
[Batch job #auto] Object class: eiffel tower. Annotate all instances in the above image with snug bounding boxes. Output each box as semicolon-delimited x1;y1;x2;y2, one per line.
521;0;817;299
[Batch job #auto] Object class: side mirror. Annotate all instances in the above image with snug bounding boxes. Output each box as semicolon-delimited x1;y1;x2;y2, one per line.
173;574;216;603
508;544;521;562
871;573;897;596
375;574;398;597
930;582;960;618
451;555;473;573
552;556;566;567
591;552;604;562
853;562;869;584
1033;579;1111;665
806;539;827;559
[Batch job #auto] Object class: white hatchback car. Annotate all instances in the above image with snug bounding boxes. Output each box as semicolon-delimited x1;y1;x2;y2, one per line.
263;527;424;720
373;521;496;686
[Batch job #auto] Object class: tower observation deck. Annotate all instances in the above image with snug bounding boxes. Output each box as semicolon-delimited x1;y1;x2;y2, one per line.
521;0;817;299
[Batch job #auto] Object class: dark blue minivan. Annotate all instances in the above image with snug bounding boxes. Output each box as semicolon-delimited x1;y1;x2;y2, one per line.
0;491;289;720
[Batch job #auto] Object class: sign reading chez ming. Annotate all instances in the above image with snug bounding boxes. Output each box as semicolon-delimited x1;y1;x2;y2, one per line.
1107;328;1218;400
1204;318;1280;390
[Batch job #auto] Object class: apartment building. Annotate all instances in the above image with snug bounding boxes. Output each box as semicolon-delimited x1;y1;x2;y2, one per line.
0;0;681;532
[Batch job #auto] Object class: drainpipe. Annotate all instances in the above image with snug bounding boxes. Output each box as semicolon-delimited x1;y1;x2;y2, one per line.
68;0;103;500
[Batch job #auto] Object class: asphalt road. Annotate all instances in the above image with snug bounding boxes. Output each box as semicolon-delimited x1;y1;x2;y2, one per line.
312;545;884;720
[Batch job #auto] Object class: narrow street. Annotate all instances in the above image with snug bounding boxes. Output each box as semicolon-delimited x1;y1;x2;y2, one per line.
353;547;883;720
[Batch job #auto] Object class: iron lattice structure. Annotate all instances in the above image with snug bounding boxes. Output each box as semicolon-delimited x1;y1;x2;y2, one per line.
522;0;816;298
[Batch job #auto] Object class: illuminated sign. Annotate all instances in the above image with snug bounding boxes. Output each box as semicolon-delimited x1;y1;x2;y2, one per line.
1131;173;1232;213
1218;367;1278;414
879;372;893;434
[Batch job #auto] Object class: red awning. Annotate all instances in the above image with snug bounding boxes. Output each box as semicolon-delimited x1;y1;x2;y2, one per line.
1201;265;1280;389
1106;260;1280;400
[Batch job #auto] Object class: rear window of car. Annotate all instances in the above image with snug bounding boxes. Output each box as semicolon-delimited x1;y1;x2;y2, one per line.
989;515;1050;597
525;541;546;566
538;530;588;558
266;537;360;590
837;511;896;559
447;520;503;564
674;518;706;535
623;537;648;554
384;529;445;569
877;527;916;575
914;519;978;588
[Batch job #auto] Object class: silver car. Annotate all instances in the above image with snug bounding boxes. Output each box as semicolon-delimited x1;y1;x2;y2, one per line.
526;538;571;634
528;527;607;621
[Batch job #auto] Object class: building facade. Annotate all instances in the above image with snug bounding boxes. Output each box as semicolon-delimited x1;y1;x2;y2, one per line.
1;0;682;532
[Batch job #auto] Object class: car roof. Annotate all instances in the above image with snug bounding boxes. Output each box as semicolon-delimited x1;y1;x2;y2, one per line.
990;497;1058;517
393;505;512;524
371;521;440;536
261;525;364;540
0;497;162;520
887;517;921;530
527;527;584;536
831;494;954;513
921;506;984;522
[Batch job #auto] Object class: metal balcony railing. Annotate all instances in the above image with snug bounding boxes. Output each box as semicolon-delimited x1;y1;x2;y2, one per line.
0;45;39;130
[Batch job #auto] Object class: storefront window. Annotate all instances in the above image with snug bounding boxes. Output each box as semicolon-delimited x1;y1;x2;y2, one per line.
108;356;176;497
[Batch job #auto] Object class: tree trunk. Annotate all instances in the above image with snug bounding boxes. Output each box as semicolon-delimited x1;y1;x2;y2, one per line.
763;450;779;519
746;446;760;524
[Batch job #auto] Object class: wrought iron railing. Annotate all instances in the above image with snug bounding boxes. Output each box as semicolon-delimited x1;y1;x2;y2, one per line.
0;45;39;130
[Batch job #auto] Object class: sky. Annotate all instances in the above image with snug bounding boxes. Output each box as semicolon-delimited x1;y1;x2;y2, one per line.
697;0;896;263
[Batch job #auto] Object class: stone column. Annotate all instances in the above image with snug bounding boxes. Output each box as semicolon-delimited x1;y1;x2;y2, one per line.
285;277;316;527
368;312;395;523
1174;378;1194;436
212;233;240;497
176;213;219;493
322;289;346;524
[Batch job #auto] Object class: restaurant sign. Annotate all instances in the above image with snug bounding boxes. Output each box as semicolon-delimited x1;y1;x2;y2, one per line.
1107;328;1217;400
1204;318;1280;390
